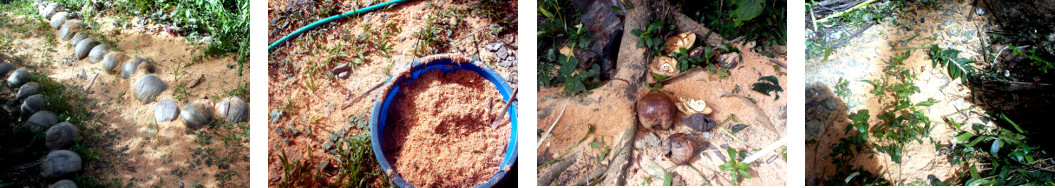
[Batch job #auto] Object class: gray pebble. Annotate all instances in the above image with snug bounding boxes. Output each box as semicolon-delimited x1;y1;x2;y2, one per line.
27;110;57;133
17;82;39;100
100;51;127;73
0;63;14;78
133;74;166;103
59;20;82;40
49;12;67;29
154;98;179;122
50;179;77;188
87;44;110;63
181;100;214;129
7;68;30;88
121;57;154;79
41;150;82;179
216;96;248;123
74;38;98;60
46;122;80;150
41;4;58;18
70;33;88;45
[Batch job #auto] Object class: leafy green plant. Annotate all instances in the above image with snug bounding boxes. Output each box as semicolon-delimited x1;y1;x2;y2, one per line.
835;77;851;99
751;75;783;99
950;113;1055;185
631;20;670;55
719;148;752;185
928;45;978;84
731;0;764;27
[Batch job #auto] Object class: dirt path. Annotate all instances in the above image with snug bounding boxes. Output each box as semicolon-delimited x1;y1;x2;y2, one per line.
266;0;517;186
805;1;993;184
0;5;249;186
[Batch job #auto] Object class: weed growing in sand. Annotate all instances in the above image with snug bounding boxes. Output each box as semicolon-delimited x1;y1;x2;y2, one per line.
928;45;978;84
834;77;850;99
750;75;783;100
719;148;752;185
948;113;1055;185
632;19;670;56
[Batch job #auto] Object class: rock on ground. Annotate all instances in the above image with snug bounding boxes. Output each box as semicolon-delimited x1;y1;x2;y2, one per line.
49;12;67;29
181;100;214;129
41;4;57;18
17;82;39;100
121;57;154;79
21;93;44;119
7;68;30;88
0;62;14;78
87;44;109;63
50;179;77;188
27;110;57;133
133;74;166;103
74;38;97;60
45;122;80;150
216;96;248;123
70;33;87;45
41;150;82;179
58;20;82;40
101;51;127;73
154;98;179;122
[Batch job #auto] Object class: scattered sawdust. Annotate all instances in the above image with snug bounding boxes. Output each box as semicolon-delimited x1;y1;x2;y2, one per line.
384;69;508;187
266;0;518;186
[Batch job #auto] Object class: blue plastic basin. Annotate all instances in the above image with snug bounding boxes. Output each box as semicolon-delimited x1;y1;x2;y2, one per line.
370;54;518;188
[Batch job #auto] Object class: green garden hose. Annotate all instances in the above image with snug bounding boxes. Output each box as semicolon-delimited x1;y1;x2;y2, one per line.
267;0;411;52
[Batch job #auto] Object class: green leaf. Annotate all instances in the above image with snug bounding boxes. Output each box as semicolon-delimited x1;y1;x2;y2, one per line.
538;7;554;18
590;141;600;148
732;0;764;27
955;132;975;142
663;171;673;186
736;162;749;169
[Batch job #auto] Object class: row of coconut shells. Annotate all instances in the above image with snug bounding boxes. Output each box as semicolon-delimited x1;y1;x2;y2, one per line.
0;62;83;188
36;1;249;130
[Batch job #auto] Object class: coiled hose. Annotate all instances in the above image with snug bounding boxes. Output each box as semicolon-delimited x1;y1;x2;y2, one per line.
267;0;411;52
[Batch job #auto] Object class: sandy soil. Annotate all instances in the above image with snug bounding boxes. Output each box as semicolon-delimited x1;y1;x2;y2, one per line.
266;0;518;186
805;1;993;184
0;10;250;187
537;42;788;186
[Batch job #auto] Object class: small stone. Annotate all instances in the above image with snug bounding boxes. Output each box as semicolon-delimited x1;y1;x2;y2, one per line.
668;133;697;165
216;96;248;123
484;42;503;51
101;51;128;73
498;60;515;68
59;20;83;40
46;122;80;150
41;4;58;18
70;33;88;45
181;100;214;129
121;57;154;79
824;98;838;111
331;63;350;79
27;110;58;133
87;44;110;63
496;46;509;60
133;74;167;103
50;179;77;188
681;113;717;131
717;52;740;68
337;72;348;79
642;132;661;148
6;68;29;88
41;150;82;179
50;12;68;29
74;38;98;60
806;120;823;140
17;82;39;100
269;109;282;124
154;98;180;122
0;63;13;78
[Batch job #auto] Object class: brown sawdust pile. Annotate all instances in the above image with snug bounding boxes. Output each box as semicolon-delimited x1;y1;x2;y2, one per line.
384;69;509;187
